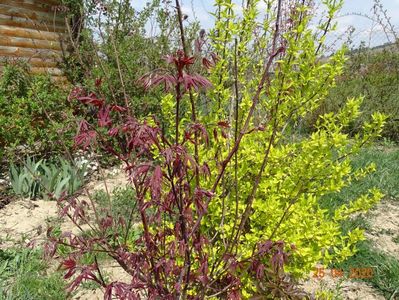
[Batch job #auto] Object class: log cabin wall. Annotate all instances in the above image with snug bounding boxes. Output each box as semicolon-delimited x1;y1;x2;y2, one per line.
0;0;68;81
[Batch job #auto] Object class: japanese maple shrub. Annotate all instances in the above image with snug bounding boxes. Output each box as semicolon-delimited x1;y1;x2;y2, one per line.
46;0;386;299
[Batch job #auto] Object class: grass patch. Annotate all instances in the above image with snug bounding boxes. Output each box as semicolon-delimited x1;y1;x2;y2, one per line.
321;145;399;212
351;145;399;199
331;240;399;299
0;248;67;300
93;185;138;221
322;145;399;298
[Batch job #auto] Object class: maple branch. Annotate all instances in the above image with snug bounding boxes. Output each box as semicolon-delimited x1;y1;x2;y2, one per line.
175;0;201;187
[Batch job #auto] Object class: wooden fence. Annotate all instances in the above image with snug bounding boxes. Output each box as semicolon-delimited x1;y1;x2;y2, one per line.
0;0;68;81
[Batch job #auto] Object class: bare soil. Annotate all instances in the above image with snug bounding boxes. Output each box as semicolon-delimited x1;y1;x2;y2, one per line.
365;200;399;257
302;199;399;299
301;270;385;300
0;168;128;248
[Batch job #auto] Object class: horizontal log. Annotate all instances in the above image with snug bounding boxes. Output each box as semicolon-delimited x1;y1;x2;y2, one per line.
0;15;66;33
52;76;69;86
0;57;60;68
30;58;60;68
0;4;65;26
0;45;63;59
35;0;64;7
30;67;63;76
0;3;65;19
0;25;66;42
0;65;64;76
8;0;64;7
0;36;63;51
1;0;55;15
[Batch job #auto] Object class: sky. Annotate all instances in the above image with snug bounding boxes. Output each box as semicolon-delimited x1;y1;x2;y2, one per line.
133;0;399;48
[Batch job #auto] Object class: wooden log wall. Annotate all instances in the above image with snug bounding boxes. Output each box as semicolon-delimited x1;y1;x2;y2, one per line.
0;0;68;80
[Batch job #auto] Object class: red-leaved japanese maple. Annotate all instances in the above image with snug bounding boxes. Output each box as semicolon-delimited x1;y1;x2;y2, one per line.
45;48;303;299
43;0;320;298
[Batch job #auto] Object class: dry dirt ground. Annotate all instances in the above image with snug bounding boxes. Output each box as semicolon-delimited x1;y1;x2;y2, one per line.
0;168;128;248
365;201;399;258
1;169;398;299
302;199;399;300
0;168;131;299
301;275;386;300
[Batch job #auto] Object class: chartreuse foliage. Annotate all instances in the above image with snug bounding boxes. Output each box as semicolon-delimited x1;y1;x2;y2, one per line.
159;0;388;296
307;46;399;141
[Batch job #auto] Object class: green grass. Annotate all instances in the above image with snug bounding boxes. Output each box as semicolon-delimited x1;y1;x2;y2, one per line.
321;145;399;212
351;145;399;199
0;248;67;300
93;185;138;221
322;145;399;298
331;240;399;299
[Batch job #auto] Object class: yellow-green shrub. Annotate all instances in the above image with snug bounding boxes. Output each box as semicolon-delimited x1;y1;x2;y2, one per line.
183;0;387;294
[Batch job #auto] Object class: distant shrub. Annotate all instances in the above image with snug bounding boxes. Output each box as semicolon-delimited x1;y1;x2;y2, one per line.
60;0;201;118
305;47;399;141
0;61;30;99
93;186;138;221
0;62;74;161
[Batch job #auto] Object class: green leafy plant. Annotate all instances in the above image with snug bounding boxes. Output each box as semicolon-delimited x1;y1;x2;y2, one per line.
10;157;43;200
9;157;86;200
305;45;399;141
0;60;30;99
0;62;74;161
40;163;62;199
199;0;386;289
58;159;87;198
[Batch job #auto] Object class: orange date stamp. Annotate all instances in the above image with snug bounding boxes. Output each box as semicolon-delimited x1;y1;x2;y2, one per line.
313;267;374;279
